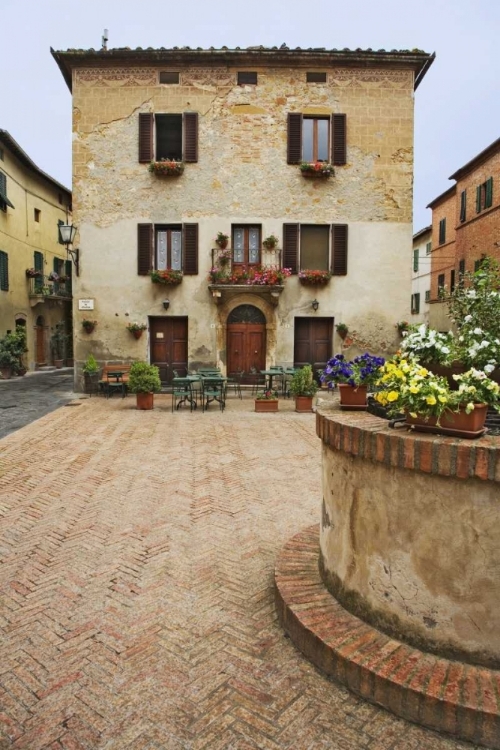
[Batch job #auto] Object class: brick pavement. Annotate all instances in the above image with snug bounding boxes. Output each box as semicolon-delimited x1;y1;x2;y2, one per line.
0;395;473;749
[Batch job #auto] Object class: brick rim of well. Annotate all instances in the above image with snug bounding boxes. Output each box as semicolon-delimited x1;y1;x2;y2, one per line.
275;524;500;749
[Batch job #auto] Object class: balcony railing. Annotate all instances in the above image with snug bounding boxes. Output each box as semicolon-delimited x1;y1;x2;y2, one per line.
28;275;72;301
211;246;282;270
208;247;287;305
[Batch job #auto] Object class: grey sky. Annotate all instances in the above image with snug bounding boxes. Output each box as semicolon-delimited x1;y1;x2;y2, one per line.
2;0;498;230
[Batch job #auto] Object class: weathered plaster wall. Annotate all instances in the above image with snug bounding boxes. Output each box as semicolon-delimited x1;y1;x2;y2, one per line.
320;446;500;667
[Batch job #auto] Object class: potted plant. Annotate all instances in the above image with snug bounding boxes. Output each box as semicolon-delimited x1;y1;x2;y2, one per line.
0;328;28;378
148;159;185;176
50;323;66;368
216;248;232;268
321;353;385;410
254;388;279;412
335;322;348;340
215;232;229;249
82;319;97;334
299;161;334;178
396;320;410;336
126;322;148;340
298;270;331;285
128;361;162;410
262;235;279;250
82;353;100;394
150;269;183;285
289;364;319;413
25;268;42;278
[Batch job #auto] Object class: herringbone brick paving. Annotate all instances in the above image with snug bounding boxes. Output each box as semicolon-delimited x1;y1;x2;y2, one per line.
0;396;473;748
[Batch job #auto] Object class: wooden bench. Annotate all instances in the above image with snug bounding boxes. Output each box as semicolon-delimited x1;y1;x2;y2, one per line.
99;364;131;396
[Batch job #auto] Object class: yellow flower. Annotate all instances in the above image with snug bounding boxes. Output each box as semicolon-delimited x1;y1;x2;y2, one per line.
438;395;447;403
410;412;418;418
387;391;399;402
418;368;428;376
426;396;437;405
409;385;420;394
394;370;404;379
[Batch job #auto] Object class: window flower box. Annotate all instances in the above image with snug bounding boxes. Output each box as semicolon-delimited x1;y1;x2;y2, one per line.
208;265;291;286
298;270;331;285
299;162;334;178
150;269;183;285
148;160;185;177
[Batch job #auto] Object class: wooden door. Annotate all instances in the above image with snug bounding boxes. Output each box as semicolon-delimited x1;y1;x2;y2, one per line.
294;317;333;377
227;304;267;376
149;317;188;383
35;317;46;365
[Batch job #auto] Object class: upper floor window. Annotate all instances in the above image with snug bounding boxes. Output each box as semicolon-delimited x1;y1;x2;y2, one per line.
137;223;199;276
159;71;180;84
287;113;347;166
438;218;446;245
237;72;257;85
138;112;198;164
306;72;327;83
460;189;467;222
438;273;445;296
476;177;493;213
34;208;41;223
283;223;348;275
300;225;330;270
0;251;9;291
232;226;261;265
426;241;432;255
411;293;420;314
156;226;182;271
0;171;14;211
413;249;419;273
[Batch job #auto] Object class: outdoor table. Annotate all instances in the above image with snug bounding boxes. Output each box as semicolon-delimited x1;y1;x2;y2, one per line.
106;371;127;398
260;369;284;393
201;376;227;411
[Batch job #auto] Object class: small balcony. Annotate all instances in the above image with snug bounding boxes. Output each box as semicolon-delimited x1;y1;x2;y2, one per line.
28;275;72;305
208;247;287;306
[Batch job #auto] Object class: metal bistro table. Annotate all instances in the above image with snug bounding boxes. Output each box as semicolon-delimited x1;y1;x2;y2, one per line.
105;371;127;398
200;375;227;411
260;369;285;394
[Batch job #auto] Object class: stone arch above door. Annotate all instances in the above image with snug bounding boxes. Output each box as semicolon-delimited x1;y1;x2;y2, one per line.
227;304;266;325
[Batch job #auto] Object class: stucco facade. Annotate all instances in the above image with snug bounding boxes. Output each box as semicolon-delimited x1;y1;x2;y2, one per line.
0;131;72;370
411;225;432;325
51;46;433;387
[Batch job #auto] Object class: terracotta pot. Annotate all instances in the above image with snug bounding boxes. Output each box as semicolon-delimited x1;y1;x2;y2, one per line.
406;404;488;438
255;399;278;413
132;329;143;340
216;239;228;250
66;358;74;368
338;384;367;410
295;395;314;413
423;362;467;390
83;325;95;334
337;329;348;340
136;392;154;410
0;366;13;380
54;359;63;369
17;367;27;376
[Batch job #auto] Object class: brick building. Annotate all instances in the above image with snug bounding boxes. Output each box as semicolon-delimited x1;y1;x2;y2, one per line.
427;137;500;331
51;45;433;387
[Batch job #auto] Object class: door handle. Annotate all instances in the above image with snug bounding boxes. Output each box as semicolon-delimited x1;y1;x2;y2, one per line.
254;351;258;354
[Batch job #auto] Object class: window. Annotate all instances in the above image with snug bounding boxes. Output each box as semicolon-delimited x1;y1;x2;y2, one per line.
306;72;327;83
287;113;346;166
476;177;493;212
438;218;446;245
34;251;44;290
459;259;465;285
438;273;445;296
413;249;419;273
460;190;467;222
283;223;348;275
138;112;198;163
0;171;14;211
137;223;199;275
450;269;455;293
474;257;486;272
0;251;8;290
425;290;430;302
237;71;257;85
34;208;41;222
411;293;420;314
159;71;180;84
57;219;64;243
232;226;261;265
426;241;432;255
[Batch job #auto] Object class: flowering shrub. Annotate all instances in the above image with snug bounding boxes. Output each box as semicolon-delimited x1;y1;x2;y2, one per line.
150;269;183;284
148;160;184;176
321;353;385;389
299;161;334;177
255;389;279;400
262;235;279;249
400;324;454;365
298;270;331;285
451;368;500;413
25;268;42;278
208;265;291;286
216;248;232;266
126;322;147;332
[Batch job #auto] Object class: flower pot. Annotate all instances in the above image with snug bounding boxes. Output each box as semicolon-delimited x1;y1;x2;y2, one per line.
255;399;279;412
66;358;74;368
0;366;13;380
216;240;228;250
423;362;467;390
136;392;154;410
54;359;63;369
295;395;314;413
83;325;95;334
17;367;27;376
132;330;143;340
405;404;488;439
338;384;368;410
337;329;348;340
84;372;100;395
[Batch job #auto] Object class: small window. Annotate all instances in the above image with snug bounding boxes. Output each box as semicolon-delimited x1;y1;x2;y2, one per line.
438;218;446;245
159;71;180;85
476;177;493;213
58;193;63;205
306;72;327;83
460;190;467;222
303;117;330;162
156;114;183;161
438;273;445;296
413;249;419;273
411;293;420;314
0;171;14;211
34;209;41;222
0;148;4;161
237;71;257;85
58;219;64;244
425;290;430;302
0;251;9;291
459;259;465;280
425;242;432;255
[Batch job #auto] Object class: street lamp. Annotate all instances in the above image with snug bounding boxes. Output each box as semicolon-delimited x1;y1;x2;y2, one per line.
58;224;80;276
311;299;319;312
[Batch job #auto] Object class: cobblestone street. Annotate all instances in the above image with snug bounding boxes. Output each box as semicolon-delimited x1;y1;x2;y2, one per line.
0;395;472;748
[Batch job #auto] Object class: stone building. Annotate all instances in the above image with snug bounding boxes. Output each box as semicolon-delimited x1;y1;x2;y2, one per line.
427;137;500;331
411;225;432;325
51;45;434;386
0;130;72;370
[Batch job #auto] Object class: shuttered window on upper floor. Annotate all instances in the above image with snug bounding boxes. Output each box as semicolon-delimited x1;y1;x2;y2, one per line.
0;251;9;291
438;218;446;245
287;113;346;166
476;177;493;213
0;171;15;211
138;112;198;163
460;190;467;222
413;249;419;272
282;223;348;275
137;223;199;276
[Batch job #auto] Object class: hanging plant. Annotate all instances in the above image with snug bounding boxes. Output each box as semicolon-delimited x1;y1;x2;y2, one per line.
150;269;183;285
127;322;147;339
82;319;97;333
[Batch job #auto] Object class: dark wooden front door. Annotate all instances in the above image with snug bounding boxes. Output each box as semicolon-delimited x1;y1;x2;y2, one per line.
35;316;46;365
149;317;188;384
294;317;333;377
227;305;266;376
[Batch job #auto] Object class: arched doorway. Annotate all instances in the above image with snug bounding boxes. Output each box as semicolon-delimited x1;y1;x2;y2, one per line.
227;304;266;376
35;315;46;365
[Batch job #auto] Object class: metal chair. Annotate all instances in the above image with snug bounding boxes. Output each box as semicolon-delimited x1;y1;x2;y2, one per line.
202;378;226;412
268;366;285;395
226;370;243;399
171;378;195;412
249;367;266;396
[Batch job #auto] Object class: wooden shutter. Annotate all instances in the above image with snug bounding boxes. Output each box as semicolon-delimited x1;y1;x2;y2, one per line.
332;114;347;165
0;251;8;291
331;224;348;275
413;249;419;273
460;190;466;222
138;224;153;275
287;114;302;164
183;112;198;163
34;251;44;273
65;260;72;295
485;177;493;208
476;185;482;213
139;113;154;163
283;224;299;274
183;223;198;275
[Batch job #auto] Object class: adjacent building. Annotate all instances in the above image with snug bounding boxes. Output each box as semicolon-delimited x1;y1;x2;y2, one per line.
0;130;72;369
411;225;432;324
427;137;500;331
51;45;434;386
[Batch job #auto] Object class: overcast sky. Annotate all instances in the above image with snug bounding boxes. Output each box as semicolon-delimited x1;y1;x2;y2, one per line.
2;0;498;231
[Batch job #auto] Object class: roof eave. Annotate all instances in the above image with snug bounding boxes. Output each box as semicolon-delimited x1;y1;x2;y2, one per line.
413;225;432;241
426;185;456;210
449;137;500;181
0;129;71;196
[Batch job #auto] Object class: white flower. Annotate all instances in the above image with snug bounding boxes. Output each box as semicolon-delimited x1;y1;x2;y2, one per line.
464;314;473;322
473;327;483;335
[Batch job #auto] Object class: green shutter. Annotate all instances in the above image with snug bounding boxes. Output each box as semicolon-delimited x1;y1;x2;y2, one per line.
0;251;8;291
413;249;419;272
460;190;466;222
34;251;44;290
58;219;64;244
476;185;482;213
485;177;493;208
65;260;72;294
414;293;420;314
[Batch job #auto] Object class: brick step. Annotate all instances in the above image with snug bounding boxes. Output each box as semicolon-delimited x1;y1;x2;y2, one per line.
275;524;500;749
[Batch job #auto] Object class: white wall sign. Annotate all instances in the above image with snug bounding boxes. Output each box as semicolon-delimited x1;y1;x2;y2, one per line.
78;299;95;310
